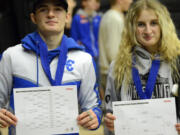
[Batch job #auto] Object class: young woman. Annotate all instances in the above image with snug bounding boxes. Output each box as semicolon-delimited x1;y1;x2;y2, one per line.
104;0;180;134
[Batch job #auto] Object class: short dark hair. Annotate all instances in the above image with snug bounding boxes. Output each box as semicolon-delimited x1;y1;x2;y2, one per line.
33;0;68;13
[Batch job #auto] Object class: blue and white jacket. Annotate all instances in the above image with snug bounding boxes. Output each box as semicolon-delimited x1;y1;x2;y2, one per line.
71;9;101;58
0;32;102;135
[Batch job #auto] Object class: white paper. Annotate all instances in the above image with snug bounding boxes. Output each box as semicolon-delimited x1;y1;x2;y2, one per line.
113;98;178;135
14;85;79;135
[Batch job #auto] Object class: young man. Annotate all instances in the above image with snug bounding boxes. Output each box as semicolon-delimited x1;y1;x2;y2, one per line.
70;0;101;62
0;0;102;134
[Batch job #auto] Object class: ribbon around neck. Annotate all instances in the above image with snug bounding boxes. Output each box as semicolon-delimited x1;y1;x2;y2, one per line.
36;33;67;85
132;60;160;99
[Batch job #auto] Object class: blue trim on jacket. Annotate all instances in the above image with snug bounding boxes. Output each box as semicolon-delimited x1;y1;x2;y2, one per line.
0;54;2;61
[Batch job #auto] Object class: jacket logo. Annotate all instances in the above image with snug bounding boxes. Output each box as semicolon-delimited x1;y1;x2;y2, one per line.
66;59;75;71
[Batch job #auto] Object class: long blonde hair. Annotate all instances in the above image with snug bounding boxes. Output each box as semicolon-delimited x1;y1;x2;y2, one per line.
114;0;180;89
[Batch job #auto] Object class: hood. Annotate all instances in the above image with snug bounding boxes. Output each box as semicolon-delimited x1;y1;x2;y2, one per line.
20;32;85;86
21;31;84;54
132;46;161;75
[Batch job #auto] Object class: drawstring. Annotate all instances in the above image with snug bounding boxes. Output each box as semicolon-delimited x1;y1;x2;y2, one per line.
36;42;39;86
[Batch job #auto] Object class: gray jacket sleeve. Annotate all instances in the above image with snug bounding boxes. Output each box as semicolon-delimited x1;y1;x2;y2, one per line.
0;48;13;108
104;62;118;135
105;62;118;113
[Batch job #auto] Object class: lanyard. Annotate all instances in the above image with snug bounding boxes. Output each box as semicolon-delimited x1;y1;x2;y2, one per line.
132;60;160;99
36;34;67;85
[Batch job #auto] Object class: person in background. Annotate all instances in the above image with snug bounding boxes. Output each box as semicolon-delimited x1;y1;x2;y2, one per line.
64;0;77;36
70;0;101;65
98;0;133;100
0;0;102;134
104;0;180;134
95;0;100;11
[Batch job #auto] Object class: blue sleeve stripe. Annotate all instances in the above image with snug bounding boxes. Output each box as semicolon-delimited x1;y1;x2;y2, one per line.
0;53;2;61
94;83;101;107
92;58;98;77
92;57;102;129
92;107;102;130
